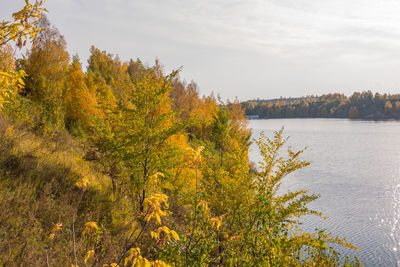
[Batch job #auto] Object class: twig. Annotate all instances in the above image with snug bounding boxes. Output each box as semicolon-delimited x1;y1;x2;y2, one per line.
46;251;50;267
72;215;78;267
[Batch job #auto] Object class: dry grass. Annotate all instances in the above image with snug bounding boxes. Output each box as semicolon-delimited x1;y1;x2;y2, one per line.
0;116;118;265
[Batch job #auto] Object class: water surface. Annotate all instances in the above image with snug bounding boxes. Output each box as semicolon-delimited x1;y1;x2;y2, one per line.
249;119;400;266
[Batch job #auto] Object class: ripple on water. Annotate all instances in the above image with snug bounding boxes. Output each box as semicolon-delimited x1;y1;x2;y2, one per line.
249;119;400;266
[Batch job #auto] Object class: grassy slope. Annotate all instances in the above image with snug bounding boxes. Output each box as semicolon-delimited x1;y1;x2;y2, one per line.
0;116;117;265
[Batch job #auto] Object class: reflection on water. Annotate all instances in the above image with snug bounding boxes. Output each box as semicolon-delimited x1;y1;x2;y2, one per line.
383;181;400;253
249;119;400;266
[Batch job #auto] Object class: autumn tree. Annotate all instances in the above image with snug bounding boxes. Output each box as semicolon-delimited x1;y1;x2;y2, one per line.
348;106;359;119
395;101;400;113
85;70;116;114
211;105;230;166
122;67;185;211
64;56;98;132
0;0;46;108
227;98;251;151
91;63;186;209
21;16;69;128
384;101;393;114
87;46;133;100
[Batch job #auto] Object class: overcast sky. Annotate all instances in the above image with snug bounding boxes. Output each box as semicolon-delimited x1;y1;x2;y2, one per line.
2;0;400;100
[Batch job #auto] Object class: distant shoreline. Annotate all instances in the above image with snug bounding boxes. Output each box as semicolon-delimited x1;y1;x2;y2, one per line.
247;117;400;122
242;91;400;121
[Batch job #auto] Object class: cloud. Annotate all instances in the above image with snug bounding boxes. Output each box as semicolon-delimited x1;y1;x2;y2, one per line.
3;0;400;99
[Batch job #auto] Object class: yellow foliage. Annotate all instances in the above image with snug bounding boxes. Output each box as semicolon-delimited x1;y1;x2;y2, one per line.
151;260;170;267
83;221;99;236
75;176;89;190
4;125;14;137
147;172;164;193
0;0;47;108
84;250;95;264
124;248;170;267
0;70;26;108
167;133;187;149
197;200;209;212
124;248;141;266
209;214;225;230
49;223;63;240
143;193;169;225
132;256;151;267
0;44;15;71
0;0;47;46
64;58;99;127
185;146;204;168
150;226;180;241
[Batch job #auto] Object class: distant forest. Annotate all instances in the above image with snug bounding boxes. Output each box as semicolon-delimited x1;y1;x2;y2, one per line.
243;91;400;119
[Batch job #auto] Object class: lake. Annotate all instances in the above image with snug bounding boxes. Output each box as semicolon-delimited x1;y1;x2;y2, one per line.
249;119;400;266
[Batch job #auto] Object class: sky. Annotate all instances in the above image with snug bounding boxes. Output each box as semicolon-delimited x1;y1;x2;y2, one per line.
2;0;400;100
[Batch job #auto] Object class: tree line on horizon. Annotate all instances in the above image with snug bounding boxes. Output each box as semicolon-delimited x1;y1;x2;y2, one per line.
0;2;361;266
243;92;400;119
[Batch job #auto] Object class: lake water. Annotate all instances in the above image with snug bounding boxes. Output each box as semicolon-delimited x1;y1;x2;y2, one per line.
249;119;400;266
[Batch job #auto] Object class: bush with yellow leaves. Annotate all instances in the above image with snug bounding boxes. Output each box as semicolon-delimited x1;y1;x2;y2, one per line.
0;0;47;108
